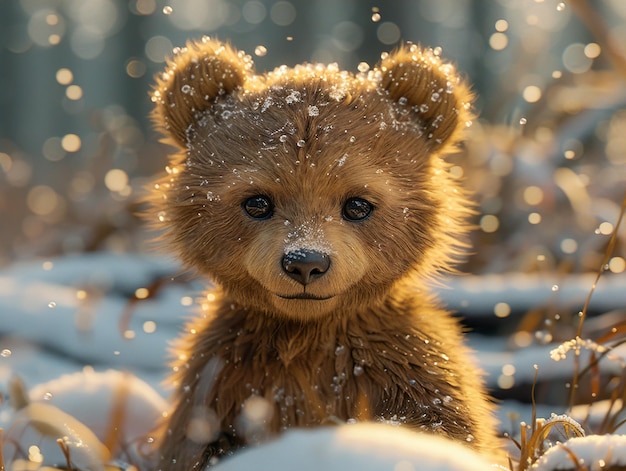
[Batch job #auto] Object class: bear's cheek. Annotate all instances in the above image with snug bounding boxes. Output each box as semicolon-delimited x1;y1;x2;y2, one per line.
165;198;255;275
345;211;429;282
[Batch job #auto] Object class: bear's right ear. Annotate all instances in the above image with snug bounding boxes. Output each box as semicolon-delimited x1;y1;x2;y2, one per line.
151;38;251;148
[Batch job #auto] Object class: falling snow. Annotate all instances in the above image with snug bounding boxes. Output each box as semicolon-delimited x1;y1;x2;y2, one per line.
2;1;626;470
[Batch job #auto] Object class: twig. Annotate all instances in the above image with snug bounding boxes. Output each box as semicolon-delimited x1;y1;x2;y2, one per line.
57;438;74;471
0;428;4;471
103;371;131;456
531;365;539;434
569;0;626;79
569;190;626;409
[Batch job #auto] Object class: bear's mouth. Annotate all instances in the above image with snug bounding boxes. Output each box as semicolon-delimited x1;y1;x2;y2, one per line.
276;293;335;301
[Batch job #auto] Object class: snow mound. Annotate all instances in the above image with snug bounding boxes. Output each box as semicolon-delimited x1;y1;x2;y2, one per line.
532;434;626;470
27;368;167;441
2;369;166;469
212;423;496;471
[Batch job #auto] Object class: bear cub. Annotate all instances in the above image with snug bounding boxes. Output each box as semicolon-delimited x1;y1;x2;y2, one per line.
150;38;497;469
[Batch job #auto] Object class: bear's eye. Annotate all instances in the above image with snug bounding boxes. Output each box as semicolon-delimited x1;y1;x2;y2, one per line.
342;197;373;221
243;195;273;220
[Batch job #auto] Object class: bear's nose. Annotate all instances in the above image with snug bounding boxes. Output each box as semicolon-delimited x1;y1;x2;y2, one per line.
282;250;330;286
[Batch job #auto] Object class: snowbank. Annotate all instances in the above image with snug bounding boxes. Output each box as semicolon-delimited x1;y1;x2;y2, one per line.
212;423;496;471
532;434;626;470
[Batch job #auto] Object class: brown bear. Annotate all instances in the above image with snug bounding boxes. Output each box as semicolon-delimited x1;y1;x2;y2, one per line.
149;37;498;469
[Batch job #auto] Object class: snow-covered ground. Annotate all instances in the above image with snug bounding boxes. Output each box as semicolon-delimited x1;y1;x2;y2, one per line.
210;423;496;471
1;252;625;470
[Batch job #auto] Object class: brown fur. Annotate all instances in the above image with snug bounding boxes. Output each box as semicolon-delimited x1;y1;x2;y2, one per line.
149;38;497;469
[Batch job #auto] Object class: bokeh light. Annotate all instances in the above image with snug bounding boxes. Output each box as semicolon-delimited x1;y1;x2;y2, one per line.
65;85;83;100
494;302;511;318
489;33;508;51
61;134;81;152
270;1;296;26
377;22;401;45
27;185;60;216
242;1;266;24
104;169;129;192
56;68;73;85
562;43;593;74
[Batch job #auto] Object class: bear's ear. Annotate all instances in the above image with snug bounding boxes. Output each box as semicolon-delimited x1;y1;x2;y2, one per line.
151;38;252;148
378;44;474;151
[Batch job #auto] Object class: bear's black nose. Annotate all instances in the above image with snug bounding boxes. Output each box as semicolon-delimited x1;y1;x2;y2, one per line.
282;250;330;285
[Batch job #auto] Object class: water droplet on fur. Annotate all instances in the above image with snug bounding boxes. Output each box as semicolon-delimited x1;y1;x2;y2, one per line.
296;139;305;147
353;365;364;376
285;90;301;104
431;92;440;102
466;434;475;442
254;45;267;57
43;392;53;400
519;117;527;125
308;105;319;116
162;5;173;15
419;104;429;113
357;62;370;73
433;46;442;56
48;301;56;308
1;349;11;358
349;136;356;143
551;284;559;291
335;345;346;355
181;84;191;94
206;191;220;201
556;2;565;11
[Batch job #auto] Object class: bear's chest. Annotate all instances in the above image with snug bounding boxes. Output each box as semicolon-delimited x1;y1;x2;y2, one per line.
208;332;463;438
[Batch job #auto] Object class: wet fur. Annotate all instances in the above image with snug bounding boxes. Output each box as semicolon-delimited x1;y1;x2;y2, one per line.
149;38;498;469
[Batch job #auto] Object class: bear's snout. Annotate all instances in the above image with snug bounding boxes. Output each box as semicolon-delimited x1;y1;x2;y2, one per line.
282;250;330;285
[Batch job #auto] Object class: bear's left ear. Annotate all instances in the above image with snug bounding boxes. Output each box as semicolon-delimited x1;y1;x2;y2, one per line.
151;38;252;148
378;44;474;151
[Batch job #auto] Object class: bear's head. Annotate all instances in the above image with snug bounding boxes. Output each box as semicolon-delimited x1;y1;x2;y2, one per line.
150;38;474;321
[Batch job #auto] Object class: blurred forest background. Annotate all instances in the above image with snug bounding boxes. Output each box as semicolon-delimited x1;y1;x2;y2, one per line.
0;0;625;279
